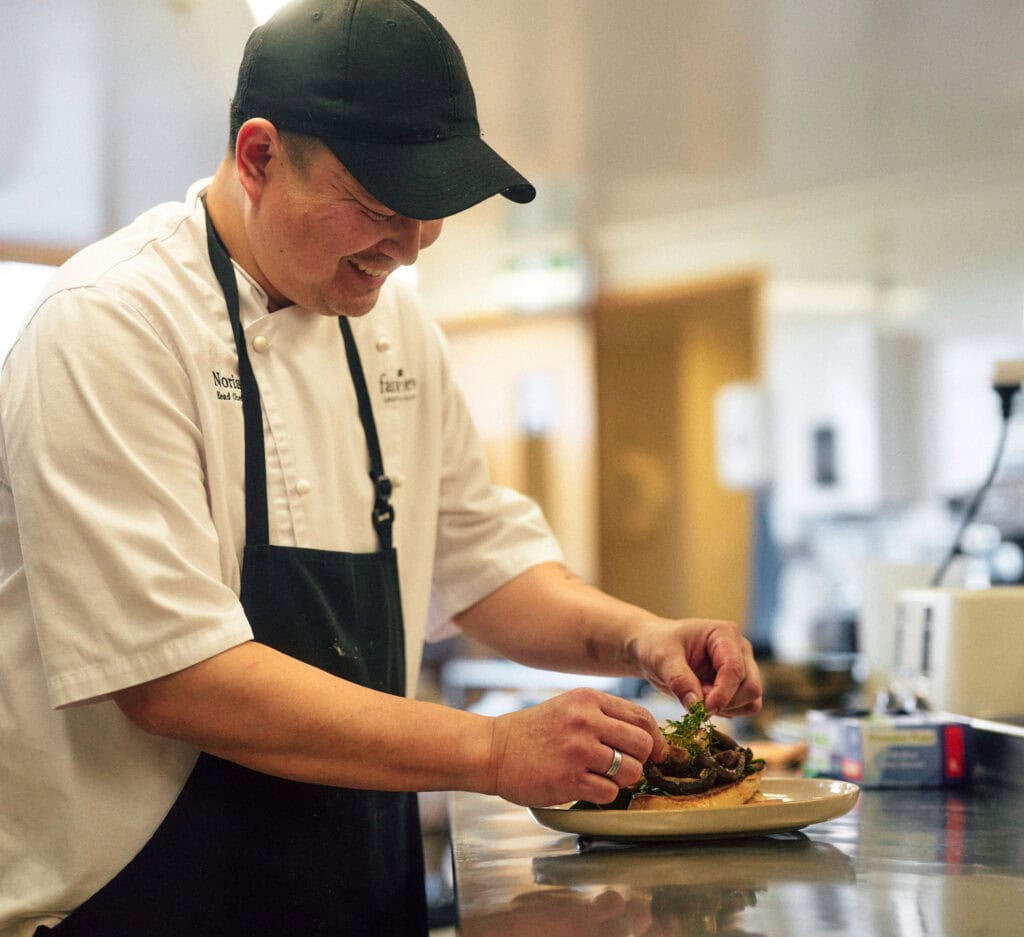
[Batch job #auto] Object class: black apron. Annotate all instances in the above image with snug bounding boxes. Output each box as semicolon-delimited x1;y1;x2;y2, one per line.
36;207;428;936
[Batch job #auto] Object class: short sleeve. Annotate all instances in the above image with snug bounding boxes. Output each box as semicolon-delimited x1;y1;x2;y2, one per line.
0;287;251;707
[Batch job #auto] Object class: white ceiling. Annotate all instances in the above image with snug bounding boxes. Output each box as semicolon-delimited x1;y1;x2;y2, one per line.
431;0;1024;220
418;0;1024;330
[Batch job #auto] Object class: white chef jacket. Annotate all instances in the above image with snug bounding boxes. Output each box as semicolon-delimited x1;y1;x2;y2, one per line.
0;179;563;935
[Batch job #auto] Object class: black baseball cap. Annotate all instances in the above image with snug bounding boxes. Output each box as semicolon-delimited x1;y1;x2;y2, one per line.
231;0;536;220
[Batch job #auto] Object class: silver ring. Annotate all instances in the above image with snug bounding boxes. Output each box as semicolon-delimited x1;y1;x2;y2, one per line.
602;748;623;780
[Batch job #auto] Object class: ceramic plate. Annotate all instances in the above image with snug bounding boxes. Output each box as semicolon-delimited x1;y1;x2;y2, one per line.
528;777;860;842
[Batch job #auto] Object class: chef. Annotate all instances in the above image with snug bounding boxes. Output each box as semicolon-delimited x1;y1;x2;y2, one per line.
0;1;762;935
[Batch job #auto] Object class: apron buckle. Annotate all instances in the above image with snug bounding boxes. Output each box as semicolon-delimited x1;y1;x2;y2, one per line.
373;473;393;501
372;474;395;547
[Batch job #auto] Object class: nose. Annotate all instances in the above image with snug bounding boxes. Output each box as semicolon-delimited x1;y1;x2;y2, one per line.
378;217;444;266
378;216;426;266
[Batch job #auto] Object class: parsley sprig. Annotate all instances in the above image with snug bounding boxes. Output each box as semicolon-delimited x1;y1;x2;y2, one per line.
569;701;722;811
660;700;712;757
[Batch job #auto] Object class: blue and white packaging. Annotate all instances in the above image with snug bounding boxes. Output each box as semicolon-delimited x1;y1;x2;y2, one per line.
805;710;974;788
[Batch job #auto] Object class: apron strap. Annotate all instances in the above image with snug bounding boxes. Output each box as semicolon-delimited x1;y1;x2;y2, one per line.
202;195;394;553
339;318;395;552
203;198;270;546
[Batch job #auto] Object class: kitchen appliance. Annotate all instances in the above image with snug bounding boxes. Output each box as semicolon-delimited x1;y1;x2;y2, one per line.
892;586;1024;718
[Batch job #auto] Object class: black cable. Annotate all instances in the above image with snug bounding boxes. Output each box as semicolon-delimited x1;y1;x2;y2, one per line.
930;384;1020;587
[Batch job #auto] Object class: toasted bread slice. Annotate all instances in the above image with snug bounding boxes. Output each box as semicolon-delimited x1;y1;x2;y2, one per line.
628;768;763;811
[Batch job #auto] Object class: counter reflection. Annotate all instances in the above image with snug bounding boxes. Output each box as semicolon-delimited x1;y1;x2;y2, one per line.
452;784;1024;937
460;834;854;936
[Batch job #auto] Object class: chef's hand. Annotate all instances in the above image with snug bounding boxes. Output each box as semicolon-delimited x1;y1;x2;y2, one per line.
487;688;667;807
626;617;762;717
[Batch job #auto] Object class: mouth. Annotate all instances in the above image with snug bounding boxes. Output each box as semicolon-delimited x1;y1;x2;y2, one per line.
347;258;392;283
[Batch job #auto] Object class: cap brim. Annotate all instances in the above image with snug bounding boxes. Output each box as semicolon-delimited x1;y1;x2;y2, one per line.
320;134;536;221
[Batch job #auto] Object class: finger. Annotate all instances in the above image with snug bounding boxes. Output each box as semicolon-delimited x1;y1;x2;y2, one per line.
704;639;762;714
596;717;661;764
596;693;660;735
713;668;763;715
576;773;624;805
596;694;667;761
663;665;703;713
699;640;749;713
588;744;643;788
590;745;620;778
714;681;763;716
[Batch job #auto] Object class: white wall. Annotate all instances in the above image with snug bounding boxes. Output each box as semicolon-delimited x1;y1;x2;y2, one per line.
0;0;252;248
0;1;106;245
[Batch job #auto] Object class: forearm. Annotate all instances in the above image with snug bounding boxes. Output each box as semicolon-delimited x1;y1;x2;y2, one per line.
454;561;763;717
453;561;653;677
114;640;495;793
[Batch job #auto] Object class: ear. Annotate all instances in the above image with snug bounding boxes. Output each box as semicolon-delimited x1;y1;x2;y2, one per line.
235;118;281;204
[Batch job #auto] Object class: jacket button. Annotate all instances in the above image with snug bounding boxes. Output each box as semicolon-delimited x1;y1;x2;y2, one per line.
252;335;270;353
295;479;312;496
390;472;405;489
375;336;392;352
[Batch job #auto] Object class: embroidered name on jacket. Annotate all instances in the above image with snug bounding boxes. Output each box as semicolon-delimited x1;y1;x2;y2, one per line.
379;368;417;403
212;371;242;401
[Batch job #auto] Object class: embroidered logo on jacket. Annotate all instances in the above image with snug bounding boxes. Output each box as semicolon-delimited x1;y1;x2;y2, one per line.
212;371;242;402
378;368;417;403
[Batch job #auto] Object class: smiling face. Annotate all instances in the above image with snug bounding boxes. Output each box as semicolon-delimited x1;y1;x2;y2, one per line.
236;122;443;317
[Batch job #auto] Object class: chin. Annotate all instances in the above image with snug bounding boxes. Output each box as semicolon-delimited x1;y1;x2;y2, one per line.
327;290;383;318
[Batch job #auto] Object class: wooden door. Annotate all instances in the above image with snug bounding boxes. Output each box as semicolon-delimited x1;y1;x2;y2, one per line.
593;273;761;625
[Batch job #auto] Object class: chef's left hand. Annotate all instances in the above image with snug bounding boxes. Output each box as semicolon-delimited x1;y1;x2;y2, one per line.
626;617;762;716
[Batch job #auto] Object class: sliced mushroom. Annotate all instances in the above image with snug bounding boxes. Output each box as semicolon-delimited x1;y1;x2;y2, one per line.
711;747;747;781
643;762;717;794
710;726;740;752
695;751;719;772
661;743;694;773
643;717;756;795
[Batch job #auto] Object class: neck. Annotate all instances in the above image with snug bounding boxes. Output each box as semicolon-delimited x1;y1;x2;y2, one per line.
204;160;286;310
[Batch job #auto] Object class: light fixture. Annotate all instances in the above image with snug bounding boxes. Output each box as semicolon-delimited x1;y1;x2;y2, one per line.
767;279;928;321
0;261;57;355
491;249;591;315
245;0;289;25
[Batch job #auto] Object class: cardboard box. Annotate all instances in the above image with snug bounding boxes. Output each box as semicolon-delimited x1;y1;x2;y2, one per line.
805;709;974;787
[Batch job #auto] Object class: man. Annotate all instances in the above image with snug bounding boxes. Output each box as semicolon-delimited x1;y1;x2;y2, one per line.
0;1;761;935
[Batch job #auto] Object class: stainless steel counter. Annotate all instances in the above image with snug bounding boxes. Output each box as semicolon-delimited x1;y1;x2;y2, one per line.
449;780;1024;936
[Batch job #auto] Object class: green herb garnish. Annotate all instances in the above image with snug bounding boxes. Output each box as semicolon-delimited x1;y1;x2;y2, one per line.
744;757;766;777
660;700;712;758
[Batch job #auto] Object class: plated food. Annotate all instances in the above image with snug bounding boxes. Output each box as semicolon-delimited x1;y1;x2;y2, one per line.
575;702;766;812
531;778;861;841
629;767;765;811
534;703;859;841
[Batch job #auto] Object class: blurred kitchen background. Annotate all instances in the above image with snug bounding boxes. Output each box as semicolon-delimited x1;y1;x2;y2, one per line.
4;0;1024;705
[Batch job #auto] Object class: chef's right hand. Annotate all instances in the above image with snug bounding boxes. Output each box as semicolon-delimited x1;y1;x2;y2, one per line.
486;688;666;807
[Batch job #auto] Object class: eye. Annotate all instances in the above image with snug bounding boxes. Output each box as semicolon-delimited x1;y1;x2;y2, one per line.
362;206;393;223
